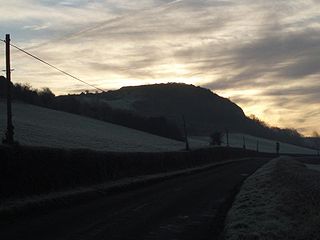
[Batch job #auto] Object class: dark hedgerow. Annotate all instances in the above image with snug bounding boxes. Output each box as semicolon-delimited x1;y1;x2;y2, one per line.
0;145;275;201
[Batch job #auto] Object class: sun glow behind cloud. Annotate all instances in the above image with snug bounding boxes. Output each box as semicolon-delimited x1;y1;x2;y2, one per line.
0;0;319;135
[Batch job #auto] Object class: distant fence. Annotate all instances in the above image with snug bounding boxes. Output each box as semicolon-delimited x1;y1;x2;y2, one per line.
0;145;275;201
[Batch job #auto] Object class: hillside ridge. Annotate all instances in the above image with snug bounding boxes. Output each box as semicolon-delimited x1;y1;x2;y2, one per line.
81;82;247;134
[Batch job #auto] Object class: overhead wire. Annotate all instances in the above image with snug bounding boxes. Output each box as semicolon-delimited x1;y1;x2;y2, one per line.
0;38;105;92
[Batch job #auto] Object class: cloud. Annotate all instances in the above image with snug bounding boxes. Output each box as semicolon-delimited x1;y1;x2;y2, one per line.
1;0;319;135
23;24;50;31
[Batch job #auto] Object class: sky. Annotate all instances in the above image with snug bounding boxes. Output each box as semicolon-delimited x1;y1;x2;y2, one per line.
0;0;319;136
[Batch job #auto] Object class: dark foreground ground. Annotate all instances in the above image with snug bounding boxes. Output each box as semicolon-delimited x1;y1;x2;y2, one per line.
0;158;269;240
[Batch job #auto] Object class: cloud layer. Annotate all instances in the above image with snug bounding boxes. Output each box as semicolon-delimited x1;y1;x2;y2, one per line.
0;0;319;135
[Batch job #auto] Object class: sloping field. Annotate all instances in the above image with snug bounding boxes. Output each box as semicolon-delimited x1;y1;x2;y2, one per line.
226;133;317;155
192;133;316;155
0;101;207;152
0;101;316;154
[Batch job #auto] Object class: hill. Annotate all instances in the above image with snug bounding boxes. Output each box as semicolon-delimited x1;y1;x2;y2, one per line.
76;83;305;146
93;83;247;134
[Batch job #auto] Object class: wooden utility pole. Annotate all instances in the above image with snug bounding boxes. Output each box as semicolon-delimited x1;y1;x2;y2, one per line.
242;136;246;150
182;115;189;151
225;128;229;147
3;34;14;144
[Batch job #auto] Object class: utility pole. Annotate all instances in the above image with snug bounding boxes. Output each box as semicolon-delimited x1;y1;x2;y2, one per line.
182;115;189;151
225;128;229;147
242;136;246;150
3;34;14;144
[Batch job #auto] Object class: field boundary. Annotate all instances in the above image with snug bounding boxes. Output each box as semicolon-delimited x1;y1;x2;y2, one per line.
0;145;276;200
0;156;269;222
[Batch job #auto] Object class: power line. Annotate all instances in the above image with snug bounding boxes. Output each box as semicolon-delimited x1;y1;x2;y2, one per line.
0;38;105;92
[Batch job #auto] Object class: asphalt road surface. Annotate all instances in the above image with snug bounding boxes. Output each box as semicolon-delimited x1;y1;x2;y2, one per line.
0;158;269;240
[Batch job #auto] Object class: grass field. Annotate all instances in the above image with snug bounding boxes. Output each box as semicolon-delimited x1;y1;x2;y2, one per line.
192;134;317;155
0;101;202;152
0;101;316;154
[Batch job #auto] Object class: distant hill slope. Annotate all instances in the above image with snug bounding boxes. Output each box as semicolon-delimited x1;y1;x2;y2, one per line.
77;83;307;147
81;83;247;134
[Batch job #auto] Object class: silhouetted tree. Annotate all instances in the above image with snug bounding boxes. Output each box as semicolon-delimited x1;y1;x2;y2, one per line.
210;131;224;146
38;87;55;106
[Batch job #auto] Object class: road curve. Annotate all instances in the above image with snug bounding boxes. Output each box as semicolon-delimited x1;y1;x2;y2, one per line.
0;158;269;240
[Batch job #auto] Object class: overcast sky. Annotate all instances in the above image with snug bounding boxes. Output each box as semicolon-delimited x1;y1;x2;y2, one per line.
0;0;319;135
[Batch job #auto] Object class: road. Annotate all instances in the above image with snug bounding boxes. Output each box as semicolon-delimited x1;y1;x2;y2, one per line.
0;158;269;240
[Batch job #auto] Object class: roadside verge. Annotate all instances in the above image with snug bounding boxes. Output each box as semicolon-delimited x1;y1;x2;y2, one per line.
223;156;320;240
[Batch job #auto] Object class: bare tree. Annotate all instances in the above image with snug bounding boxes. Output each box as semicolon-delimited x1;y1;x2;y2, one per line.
210;131;224;146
